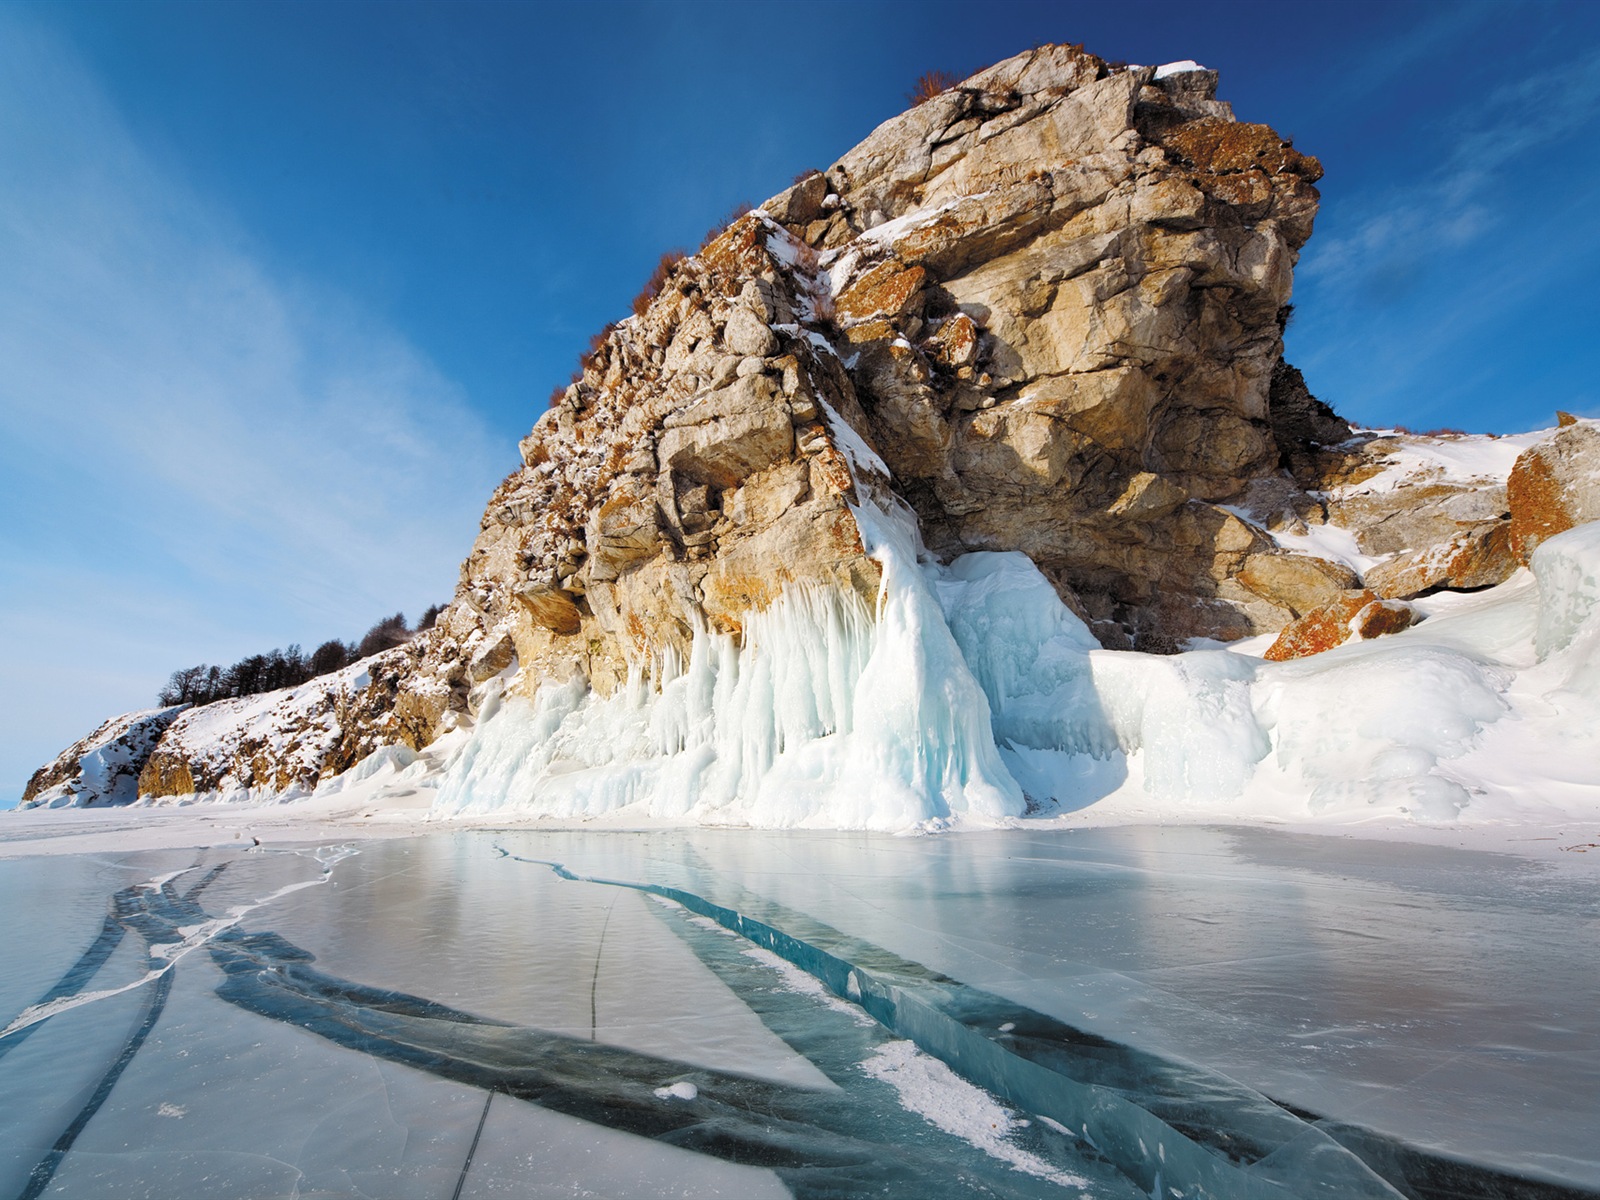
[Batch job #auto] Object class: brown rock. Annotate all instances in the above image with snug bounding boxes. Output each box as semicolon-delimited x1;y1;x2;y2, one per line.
1263;590;1416;662
1508;422;1600;562
763;170;829;227
1365;522;1518;599
1237;553;1361;617
516;580;583;636
836;260;927;321
468;630;517;683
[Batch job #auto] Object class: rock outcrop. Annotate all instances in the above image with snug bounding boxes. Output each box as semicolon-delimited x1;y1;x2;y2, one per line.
1263;590;1415;662
450;43;1331;702
21;706;188;809
22;45;1594;808
1508;420;1600;562
135;648;446;801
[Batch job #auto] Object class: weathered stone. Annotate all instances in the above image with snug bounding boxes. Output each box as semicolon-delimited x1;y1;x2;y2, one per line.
587;486;661;582
659;374;794;489
1508;421;1600;562
763;170;829;227
1237;553;1362;617
1263;590;1416;662
1268;360;1350;479
723;305;778;358
468;630;517;683
836;260;927;321
516;580;583;636
1365;523;1518;599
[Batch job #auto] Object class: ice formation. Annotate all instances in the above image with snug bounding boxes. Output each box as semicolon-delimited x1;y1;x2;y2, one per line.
437;508;1600;830
435;500;1023;830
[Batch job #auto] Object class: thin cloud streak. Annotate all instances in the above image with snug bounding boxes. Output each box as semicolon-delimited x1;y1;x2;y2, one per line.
0;14;510;800
1303;50;1600;296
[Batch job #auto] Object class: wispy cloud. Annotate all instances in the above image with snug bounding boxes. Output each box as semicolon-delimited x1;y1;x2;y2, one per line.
0;13;509;799
1303;50;1600;296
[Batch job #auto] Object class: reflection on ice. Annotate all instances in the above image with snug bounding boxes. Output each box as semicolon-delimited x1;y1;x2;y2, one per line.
0;829;1594;1199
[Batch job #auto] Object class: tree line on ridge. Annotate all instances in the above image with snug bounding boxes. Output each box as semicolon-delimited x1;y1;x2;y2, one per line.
156;606;442;709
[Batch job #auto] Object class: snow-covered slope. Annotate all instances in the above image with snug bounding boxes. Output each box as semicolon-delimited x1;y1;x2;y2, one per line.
20;706;188;809
134;647;439;804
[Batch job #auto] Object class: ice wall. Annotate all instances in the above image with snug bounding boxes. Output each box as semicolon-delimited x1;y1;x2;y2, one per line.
435;502;1024;830
437;521;1600;830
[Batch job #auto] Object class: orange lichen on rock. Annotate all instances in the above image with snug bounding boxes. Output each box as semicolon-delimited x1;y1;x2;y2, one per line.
835;260;927;320
1263;589;1416;662
1508;446;1576;563
1162;118;1323;182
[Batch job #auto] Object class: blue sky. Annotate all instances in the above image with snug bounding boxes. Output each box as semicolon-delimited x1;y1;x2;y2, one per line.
3;0;1598;801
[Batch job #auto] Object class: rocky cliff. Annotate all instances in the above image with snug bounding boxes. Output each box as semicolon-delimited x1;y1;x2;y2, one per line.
22;45;1597;815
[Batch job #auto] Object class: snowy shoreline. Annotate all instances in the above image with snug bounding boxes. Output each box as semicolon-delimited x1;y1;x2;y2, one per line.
4;775;1595;866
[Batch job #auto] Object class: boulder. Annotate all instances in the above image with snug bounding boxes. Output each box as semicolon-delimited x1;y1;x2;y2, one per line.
1263;590;1417;662
467;630;518;683
1508;421;1600;562
1364;523;1517;599
1237;553;1361;617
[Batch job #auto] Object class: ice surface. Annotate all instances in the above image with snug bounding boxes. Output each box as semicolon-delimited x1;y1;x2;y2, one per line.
1;829;1593;1197
521;826;1600;1192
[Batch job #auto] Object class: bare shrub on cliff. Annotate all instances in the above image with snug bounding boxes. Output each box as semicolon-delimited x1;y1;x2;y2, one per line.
700;201;752;250
906;70;958;107
631;249;687;317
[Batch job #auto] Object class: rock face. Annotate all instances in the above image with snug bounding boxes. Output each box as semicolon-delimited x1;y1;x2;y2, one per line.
21;706;188;808
455;44;1329;698
24;46;1591;808
1508;421;1600;562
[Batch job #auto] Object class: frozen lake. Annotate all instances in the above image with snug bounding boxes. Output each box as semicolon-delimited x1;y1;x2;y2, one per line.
0;826;1594;1198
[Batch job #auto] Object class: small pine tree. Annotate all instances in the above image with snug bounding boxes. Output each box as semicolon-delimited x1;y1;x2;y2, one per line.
355;613;410;660
309;639;351;677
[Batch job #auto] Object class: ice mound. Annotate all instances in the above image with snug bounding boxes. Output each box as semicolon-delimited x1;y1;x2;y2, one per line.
436;522;1600;829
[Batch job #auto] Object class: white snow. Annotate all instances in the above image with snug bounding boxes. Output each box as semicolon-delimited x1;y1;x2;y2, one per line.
652;1081;699;1101
1329;428;1547;498
1154;61;1206;79
21;705;188;809
860;1040;1088;1187
1257;519;1388;576
424;516;1600;832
